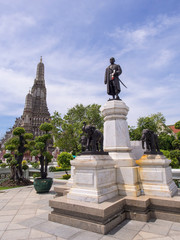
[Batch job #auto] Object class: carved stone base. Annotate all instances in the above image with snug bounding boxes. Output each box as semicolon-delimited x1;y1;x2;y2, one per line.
67;154;118;203
136;154;178;197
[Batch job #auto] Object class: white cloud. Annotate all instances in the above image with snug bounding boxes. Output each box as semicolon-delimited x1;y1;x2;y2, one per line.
0;67;32;116
109;14;180;54
0;13;35;38
0;3;180;137
148;49;175;68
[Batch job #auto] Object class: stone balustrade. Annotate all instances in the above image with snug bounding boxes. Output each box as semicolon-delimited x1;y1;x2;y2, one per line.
0;166;179;182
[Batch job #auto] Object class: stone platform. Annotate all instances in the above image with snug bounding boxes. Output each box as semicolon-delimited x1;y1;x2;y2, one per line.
1;186;180;240
49;192;180;234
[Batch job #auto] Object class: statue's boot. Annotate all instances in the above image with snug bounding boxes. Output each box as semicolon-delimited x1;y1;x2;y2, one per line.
115;95;121;100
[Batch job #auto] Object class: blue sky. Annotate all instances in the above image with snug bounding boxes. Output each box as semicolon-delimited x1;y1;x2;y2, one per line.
0;0;180;138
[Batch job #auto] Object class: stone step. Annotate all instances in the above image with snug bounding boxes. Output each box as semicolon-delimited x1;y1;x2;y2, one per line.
54;186;70;197
49;194;180;234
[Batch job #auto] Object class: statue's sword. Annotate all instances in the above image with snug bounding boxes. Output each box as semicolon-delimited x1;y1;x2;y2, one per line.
119;79;127;88
111;70;127;88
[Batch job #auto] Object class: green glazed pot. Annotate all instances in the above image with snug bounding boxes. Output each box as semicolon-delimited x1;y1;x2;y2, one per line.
34;177;53;193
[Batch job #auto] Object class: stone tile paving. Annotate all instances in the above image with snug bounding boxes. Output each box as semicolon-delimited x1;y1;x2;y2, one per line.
0;185;180;240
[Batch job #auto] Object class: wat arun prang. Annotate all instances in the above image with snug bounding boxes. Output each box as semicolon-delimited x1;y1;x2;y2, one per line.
1;57;50;148
22;57;50;135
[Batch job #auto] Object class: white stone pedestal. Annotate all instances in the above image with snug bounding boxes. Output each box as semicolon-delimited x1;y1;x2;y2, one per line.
67;154;118;203
136;154;178;197
102;100;140;197
66;166;75;187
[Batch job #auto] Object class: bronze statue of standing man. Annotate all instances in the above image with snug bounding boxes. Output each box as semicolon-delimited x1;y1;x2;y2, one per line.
104;57;123;100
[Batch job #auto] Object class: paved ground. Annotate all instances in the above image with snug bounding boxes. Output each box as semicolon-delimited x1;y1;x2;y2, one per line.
0;185;180;240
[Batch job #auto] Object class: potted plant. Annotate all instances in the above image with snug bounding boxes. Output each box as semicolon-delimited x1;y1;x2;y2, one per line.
31;122;53;193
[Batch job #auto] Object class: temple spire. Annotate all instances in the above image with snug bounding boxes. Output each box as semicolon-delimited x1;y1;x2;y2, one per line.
35;56;45;83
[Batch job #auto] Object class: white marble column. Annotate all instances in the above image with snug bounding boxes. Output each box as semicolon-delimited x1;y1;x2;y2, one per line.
102;100;141;197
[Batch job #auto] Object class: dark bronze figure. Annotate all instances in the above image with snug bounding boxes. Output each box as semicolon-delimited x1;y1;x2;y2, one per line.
104;57;125;100
80;135;88;152
141;129;161;154
81;122;103;152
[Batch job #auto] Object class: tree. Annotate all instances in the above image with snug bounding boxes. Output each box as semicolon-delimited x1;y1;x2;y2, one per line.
161;120;180;168
3;127;33;182
169;121;180;168
129;126;141;141
175;121;180;129
170;150;180;168
177;132;180;140
63;104;103;130
51;104;104;155
137;113;170;134
158;133;175;151
172;139;180;150
129;112;173;142
31;123;53;179
137;116;157;133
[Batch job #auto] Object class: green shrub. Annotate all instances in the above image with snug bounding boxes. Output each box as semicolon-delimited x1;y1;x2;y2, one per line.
172;140;180;150
177;132;180;140
48;166;70;172
43;151;53;163
55;166;62;171
49;166;56;172
39;122;53;132
33;173;41;179
0;160;2;164
0;163;7;168
13;127;25;136
161;149;180;168
169;150;180;168
57;152;73;169
161;150;170;159
5;144;16;151
35;142;45;150
31;150;40;157
10;137;20;145
24;133;33;140
9;159;17;166
62;174;71;180
3;153;11;159
32;162;40;169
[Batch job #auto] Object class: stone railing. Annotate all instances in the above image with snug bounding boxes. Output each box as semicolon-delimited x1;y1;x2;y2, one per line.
0;168;11;182
171;169;180;180
0;167;69;181
0;168;29;181
28;167;70;179
1;166;177;182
